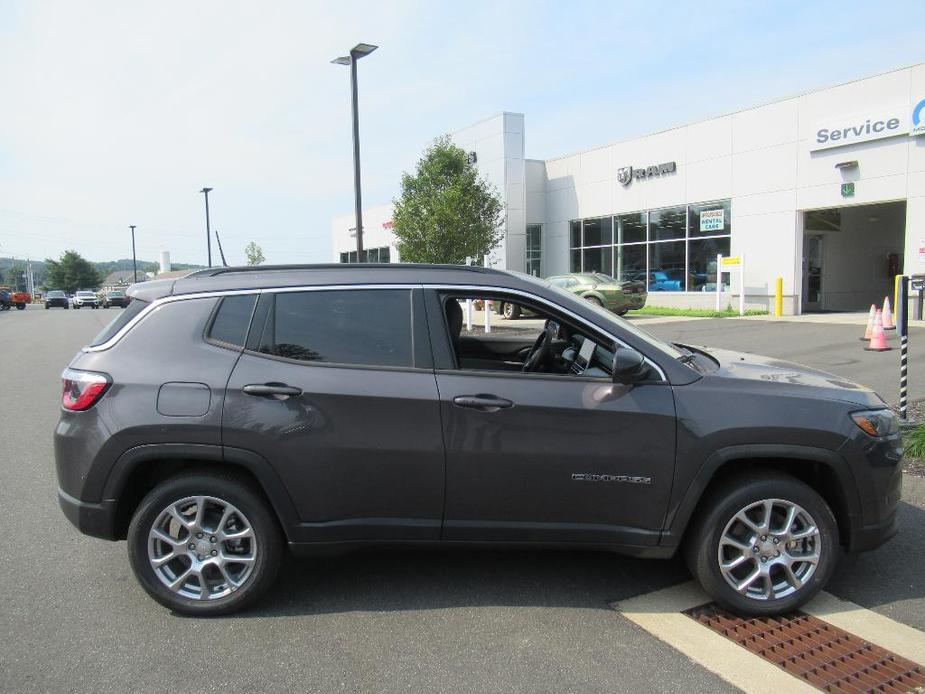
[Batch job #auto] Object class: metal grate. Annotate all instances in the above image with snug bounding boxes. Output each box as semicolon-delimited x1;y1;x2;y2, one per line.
685;603;925;693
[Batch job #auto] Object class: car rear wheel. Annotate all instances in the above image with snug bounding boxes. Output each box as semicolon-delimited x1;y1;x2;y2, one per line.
127;472;283;616
684;472;837;616
585;295;603;308
502;302;521;319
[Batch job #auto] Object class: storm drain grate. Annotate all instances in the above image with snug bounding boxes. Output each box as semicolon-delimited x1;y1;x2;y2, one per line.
685;603;925;693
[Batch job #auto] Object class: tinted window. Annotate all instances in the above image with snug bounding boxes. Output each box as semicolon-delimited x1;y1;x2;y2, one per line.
208;295;257;347
89;299;149;346
48;291;65;298
259;289;412;367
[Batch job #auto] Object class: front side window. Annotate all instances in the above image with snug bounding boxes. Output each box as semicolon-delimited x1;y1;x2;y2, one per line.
257;289;413;367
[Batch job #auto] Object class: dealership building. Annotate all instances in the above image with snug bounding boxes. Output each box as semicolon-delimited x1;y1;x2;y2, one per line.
332;62;925;313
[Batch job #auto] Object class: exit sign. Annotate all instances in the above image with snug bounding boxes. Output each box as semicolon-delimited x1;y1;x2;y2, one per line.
841;182;855;197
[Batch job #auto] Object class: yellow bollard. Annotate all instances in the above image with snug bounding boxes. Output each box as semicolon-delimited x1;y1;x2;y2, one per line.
894;273;901;318
774;277;783;317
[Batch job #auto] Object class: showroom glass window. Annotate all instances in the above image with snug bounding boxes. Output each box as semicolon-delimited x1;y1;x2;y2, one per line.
338;247;392;264
568;199;731;291
526;224;542;277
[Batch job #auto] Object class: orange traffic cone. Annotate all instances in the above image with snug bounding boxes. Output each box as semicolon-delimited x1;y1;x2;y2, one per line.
882;296;895;330
860;304;876;341
864;310;892;351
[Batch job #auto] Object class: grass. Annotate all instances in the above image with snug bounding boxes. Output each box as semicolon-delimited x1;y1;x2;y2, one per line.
905;425;925;459
627;306;769;318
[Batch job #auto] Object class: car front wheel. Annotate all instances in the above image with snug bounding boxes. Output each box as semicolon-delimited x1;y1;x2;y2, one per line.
127;472;283;616
685;472;837;616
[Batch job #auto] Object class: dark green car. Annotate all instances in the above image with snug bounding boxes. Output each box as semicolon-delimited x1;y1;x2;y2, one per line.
546;273;647;316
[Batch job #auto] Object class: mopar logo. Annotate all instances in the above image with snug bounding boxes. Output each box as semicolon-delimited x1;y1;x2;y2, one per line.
571;473;652;485
616;161;676;187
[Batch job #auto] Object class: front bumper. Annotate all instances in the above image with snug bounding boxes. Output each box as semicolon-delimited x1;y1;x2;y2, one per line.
57;488;118;540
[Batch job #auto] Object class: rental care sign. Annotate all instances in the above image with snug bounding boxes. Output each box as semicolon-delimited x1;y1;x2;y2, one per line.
812;106;909;151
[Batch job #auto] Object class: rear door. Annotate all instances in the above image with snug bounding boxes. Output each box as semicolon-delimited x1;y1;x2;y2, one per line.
222;286;445;542
425;289;677;548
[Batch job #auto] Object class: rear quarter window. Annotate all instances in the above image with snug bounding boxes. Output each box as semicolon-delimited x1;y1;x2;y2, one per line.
207;295;258;347
89;299;149;346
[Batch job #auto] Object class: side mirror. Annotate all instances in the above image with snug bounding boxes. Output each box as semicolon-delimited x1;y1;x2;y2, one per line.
611;346;649;384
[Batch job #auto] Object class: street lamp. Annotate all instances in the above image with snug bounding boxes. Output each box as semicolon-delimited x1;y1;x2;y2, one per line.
200;187;213;267
332;42;378;263
129;225;137;282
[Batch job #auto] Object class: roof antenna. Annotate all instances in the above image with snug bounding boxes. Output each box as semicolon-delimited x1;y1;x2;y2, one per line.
214;229;229;267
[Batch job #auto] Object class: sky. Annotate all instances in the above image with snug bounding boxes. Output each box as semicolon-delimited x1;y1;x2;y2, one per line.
1;1;924;267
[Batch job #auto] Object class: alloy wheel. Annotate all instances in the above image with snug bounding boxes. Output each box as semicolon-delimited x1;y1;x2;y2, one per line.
717;498;820;601
147;495;258;601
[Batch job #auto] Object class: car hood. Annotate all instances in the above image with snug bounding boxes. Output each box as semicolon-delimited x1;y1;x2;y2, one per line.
688;345;885;408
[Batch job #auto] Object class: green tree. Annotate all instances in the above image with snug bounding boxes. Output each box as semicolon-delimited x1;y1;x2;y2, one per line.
45;250;103;293
392;136;503;264
244;241;265;266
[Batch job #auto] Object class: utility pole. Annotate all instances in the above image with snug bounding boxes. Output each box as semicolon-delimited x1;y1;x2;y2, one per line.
130;225;137;282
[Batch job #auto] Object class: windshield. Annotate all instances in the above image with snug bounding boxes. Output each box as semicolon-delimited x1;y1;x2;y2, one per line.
77;291;96;297
591;273;615;284
513;272;685;359
107;291;125;297
48;291;64;297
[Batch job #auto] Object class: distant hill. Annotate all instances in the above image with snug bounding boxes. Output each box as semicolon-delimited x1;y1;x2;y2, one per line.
0;256;204;289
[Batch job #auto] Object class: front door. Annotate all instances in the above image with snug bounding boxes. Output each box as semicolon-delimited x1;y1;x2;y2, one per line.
802;234;823;312
427;291;677;548
222;287;445;542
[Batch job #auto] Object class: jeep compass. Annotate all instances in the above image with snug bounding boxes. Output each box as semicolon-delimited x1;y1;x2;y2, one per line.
54;265;902;616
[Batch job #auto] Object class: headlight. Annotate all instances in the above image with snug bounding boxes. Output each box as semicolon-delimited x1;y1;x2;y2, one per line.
850;409;898;437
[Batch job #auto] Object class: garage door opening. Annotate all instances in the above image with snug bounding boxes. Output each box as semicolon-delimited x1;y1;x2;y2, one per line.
801;200;905;312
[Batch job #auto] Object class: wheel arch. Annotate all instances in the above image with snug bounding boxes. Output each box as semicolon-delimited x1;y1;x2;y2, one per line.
664;445;861;550
105;444;300;541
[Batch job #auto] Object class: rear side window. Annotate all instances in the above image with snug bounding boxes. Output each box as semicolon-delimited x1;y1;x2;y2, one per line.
89;299;149;346
207;295;257;347
258;289;412;367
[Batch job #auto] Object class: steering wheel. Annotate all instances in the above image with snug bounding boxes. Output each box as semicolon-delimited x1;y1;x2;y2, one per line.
522;321;558;372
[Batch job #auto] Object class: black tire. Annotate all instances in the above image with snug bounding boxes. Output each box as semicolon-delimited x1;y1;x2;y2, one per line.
585;295;604;308
74;305;80;310
617;310;628;316
502;302;521;320
16;303;25;310
684;472;838;616
45;304;49;309
127;472;283;616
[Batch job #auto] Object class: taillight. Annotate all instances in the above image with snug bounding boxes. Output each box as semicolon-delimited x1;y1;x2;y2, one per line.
61;368;111;411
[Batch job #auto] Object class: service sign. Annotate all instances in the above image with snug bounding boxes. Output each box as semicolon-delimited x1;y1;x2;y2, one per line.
700;209;725;232
720;256;742;268
811;106;909;151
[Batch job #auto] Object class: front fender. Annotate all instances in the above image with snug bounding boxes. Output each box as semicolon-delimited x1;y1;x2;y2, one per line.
660;443;861;547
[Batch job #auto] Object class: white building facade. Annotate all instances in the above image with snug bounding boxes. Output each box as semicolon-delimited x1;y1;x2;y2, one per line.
333;63;925;314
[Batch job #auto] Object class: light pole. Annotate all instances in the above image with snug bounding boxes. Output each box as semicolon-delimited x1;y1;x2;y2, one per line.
200;187;213;267
332;42;377;263
129;225;137;282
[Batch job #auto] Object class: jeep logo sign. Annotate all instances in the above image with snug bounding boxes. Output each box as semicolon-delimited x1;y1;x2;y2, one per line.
811;105;909;151
616;161;676;186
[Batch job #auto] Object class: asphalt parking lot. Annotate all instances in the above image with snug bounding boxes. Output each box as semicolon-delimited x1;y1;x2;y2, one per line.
1;305;923;693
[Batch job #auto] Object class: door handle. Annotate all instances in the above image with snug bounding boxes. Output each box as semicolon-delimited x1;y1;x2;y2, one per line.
242;383;303;399
452;395;514;412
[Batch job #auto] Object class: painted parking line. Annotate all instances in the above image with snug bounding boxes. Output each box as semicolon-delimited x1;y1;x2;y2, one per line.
612;582;925;694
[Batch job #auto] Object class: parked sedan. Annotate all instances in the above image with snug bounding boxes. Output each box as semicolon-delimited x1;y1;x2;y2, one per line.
544;273;647;316
44;290;69;309
102;290;130;308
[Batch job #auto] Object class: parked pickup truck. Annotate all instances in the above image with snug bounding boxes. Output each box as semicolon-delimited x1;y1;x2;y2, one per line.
0;286;30;310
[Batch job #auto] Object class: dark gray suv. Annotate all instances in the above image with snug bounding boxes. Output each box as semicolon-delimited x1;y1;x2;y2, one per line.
55;265;902;616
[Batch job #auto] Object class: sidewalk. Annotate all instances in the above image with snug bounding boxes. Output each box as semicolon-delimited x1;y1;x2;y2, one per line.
741;311;925;329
